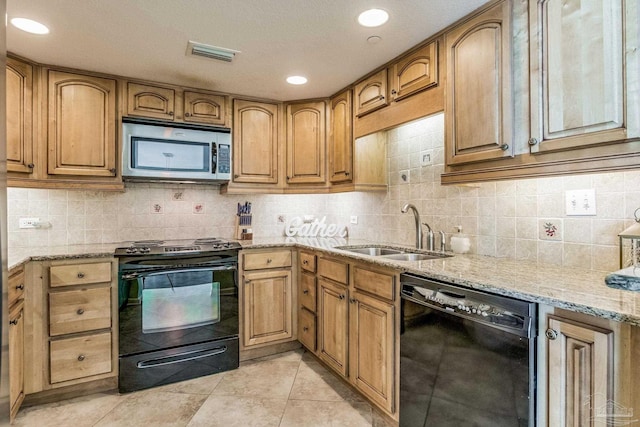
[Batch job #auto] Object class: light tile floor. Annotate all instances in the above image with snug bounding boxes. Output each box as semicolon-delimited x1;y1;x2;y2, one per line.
13;350;392;427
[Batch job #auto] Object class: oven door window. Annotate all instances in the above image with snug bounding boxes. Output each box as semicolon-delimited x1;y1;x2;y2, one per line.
141;270;220;333
131;137;209;172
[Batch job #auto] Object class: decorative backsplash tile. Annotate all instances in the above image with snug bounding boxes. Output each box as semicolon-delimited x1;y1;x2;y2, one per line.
539;219;562;241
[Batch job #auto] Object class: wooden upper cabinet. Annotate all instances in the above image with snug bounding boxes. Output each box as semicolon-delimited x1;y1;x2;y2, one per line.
390;41;438;102
126;82;175;120
286;101;326;184
354;69;388;117
329;90;353;183
47;70;117;177
232;99;279;184
529;0;638;153
6;57;34;174
183;91;226;126
444;0;514;165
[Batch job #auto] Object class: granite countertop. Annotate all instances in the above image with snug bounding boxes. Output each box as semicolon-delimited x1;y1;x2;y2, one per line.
9;237;640;326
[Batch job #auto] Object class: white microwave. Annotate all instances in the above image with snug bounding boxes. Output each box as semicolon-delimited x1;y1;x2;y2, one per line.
122;120;231;183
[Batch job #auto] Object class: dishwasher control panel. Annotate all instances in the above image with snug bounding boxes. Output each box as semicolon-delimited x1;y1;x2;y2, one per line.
400;273;534;337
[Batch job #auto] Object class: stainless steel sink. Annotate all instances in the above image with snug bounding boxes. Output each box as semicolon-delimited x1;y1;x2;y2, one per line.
340;247;404;256
336;246;451;261
380;253;449;261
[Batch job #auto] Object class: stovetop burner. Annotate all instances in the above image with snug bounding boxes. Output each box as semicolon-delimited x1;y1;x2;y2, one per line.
115;237;241;257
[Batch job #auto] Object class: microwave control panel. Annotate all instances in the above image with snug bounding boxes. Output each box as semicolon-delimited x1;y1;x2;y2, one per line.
217;144;230;174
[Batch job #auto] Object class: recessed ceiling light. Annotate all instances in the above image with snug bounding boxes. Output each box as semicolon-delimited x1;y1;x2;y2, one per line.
358;9;389;27
10;17;49;35
286;76;308;85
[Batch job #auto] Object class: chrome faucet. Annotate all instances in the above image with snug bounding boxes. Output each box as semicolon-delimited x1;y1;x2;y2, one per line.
401;203;423;249
423;222;435;251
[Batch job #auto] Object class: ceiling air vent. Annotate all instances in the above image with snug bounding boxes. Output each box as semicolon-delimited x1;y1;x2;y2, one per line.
186;41;240;62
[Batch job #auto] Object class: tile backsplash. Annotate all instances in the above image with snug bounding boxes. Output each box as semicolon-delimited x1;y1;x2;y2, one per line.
8;112;640;272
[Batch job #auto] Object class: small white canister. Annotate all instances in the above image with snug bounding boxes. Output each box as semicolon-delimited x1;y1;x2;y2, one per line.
450;226;471;254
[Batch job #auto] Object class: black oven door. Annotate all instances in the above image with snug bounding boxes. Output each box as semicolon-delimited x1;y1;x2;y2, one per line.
119;265;238;357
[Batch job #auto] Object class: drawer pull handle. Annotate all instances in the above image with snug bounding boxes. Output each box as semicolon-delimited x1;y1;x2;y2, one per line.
16;283;24;290
266;259;272;264
77;354;86;362
545;328;558;340
303;290;309;294
77;272;85;279
77;308;85;315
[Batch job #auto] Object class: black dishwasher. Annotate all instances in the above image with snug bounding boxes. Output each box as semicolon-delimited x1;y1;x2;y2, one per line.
400;273;536;427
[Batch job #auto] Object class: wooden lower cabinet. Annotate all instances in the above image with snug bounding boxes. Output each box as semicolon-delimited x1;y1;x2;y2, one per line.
317;278;349;376
50;332;112;384
240;249;296;350
9;301;25;423
349;291;394;413
242;269;293;347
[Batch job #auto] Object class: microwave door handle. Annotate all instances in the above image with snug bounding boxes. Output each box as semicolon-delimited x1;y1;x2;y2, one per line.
211;144;218;174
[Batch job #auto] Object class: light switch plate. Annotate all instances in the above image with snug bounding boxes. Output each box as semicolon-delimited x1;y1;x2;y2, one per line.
420;149;434;167
19;217;40;228
350;215;358;224
565;189;596;216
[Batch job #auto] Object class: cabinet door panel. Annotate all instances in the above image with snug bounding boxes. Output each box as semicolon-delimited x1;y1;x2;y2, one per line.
445;1;513;165
318;278;348;376
47;71;117;176
329;90;353;183
286;101;326;184
233;100;279;184
350;291;394;413
184;91;226;125
390;41;438;101
547;316;612;427
242;269;293;347
355;69;388;117
127;82;175;120
530;0;628;152
6;58;34;174
9;303;25;422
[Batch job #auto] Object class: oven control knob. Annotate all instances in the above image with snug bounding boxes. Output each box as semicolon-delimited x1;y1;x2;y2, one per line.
481;311;488;317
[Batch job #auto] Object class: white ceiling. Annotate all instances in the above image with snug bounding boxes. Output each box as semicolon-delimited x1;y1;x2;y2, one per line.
7;0;489;101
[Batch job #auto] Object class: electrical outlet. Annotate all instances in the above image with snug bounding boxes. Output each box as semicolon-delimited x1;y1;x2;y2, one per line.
420;149;434;166
565;189;596;216
350;215;358;224
19;218;40;229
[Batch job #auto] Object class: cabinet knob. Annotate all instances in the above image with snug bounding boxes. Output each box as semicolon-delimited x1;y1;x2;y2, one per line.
27;163;35;169
302;260;308;265
185;112;191;117
9;318;18;326
349;298;356;304
303;290;309;294
109;168;116;174
77;308;85;315
266;258;272;264
545;328;558;340
378;95;385;100
244;279;251;284
234;174;239;179
528;138;539;146
391;89;397;95
286;176;291;180
500;144;509;151
77;354;86;362
16;283;24;290
303;327;309;332
345;172;350;176
77;272;85;279
168;111;174;116
339;294;345;300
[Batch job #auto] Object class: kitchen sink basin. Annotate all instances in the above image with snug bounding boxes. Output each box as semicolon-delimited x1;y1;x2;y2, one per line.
336;246;451;261
379;253;449;261
341;247;404;256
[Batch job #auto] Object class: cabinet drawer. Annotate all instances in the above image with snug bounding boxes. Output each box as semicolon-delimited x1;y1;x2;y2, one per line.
8;268;25;307
298;308;316;351
317;258;349;285
243;250;292;270
300;272;317;312
299;251;316;273
50;262;112;287
353;267;395;301
49;287;111;336
50;332;112;384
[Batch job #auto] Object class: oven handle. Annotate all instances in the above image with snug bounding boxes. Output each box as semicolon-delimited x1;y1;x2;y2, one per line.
122;265;236;280
136;345;228;369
